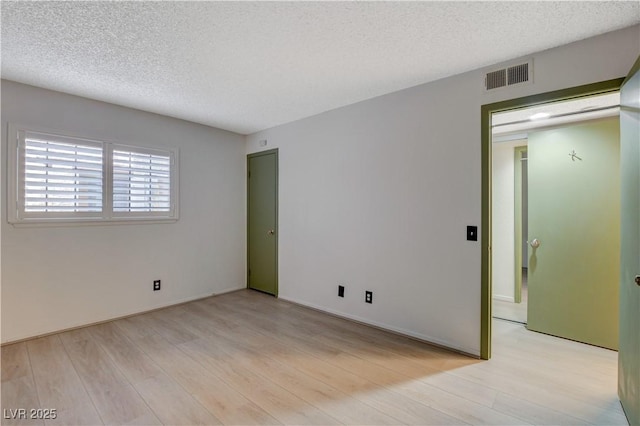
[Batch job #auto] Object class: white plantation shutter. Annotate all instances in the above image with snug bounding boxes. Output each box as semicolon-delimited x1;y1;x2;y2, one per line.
112;147;173;216
19;132;103;218
8;125;178;224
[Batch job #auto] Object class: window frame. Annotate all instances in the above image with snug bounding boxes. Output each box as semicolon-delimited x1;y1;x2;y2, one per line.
17;129;106;221
7;123;179;226
108;143;177;219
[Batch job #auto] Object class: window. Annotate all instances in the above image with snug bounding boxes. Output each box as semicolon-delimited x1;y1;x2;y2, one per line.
112;147;173;216
21;132;104;217
8;124;178;224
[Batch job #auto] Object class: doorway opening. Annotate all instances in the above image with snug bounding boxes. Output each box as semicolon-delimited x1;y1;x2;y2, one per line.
490;92;620;327
480;78;624;360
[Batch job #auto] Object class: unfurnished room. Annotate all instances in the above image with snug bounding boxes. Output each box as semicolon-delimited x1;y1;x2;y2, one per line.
1;1;640;425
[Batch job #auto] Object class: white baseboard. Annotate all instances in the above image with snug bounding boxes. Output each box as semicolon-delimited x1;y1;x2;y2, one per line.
493;295;515;302
213;285;246;295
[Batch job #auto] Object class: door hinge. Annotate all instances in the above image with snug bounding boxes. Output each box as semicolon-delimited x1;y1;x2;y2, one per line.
248;170;251;178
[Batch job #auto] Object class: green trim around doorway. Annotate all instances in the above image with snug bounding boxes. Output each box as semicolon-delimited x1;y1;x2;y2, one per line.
480;78;624;360
623;54;640;88
247;148;279;296
514;146;527;305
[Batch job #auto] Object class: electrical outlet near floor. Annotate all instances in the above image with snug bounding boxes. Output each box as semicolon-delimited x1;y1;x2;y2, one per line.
365;291;373;304
153;280;161;291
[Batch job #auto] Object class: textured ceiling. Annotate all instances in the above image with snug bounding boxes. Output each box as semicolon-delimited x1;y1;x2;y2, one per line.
2;2;639;135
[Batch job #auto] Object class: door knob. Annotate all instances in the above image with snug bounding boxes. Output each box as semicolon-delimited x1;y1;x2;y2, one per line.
635;275;640;286
267;229;275;236
529;238;541;248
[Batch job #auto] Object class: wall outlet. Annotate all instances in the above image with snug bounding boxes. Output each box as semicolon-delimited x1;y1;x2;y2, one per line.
365;291;373;304
153;280;161;291
338;285;345;297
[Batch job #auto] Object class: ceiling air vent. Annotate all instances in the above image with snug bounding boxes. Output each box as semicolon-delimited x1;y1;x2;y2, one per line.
486;69;507;90
508;62;529;85
485;59;533;91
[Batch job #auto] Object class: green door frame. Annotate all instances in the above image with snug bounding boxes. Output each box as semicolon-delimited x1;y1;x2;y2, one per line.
480;78;624;359
514;146;527;305
247;148;279;296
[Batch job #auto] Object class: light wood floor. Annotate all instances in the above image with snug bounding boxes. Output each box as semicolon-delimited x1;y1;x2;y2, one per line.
493;268;528;324
492;298;527;324
2;289;627;425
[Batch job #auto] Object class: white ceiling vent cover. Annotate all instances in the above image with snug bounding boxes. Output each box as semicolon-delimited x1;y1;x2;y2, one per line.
485;59;533;91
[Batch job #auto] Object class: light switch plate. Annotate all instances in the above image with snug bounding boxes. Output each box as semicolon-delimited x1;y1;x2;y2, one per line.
467;226;478;241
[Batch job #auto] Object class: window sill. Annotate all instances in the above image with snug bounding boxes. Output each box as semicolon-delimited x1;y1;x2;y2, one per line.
10;218;179;228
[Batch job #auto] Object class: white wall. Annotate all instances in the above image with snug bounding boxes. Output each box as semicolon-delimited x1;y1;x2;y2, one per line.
492;140;526;302
246;25;640;356
1;81;246;343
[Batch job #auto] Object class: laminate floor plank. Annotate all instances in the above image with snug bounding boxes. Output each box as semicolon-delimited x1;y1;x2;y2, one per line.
491;392;589;425
44;406;104;426
2;289;626;425
177;303;288;350
178;338;343;425
188;300;245;331
195;291;625;425
444;340;627;424
133;373;222;425
223;305;505;419
218;292;624;425
488;351;618;406
420;372;499;408
61;337;160;425
57;328;93;346
275;341;466;425
224;305;465;393
111;315;158;341
25;336;102;425
493;324;618;379
1;343;32;383
232;349;402;425
393;378;530;425
217;294;458;372
126;329;279;426
350;386;469;426
144;309;200;345
240;320;525;425
87;322;162;383
221;326;467;425
1;376;43;426
179;328;399;426
311;328;451;373
463;348;617;402
1;342;43;426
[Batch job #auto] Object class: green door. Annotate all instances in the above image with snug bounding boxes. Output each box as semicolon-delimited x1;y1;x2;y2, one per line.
527;117;620;350
619;56;640;426
247;149;278;296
